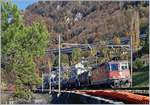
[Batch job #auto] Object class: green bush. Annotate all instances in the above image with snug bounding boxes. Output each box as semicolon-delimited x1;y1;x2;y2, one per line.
14;87;32;100
1;1;48;99
133;58;144;70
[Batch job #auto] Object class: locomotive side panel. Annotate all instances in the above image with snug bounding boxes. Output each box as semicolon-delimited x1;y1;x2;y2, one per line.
91;64;109;85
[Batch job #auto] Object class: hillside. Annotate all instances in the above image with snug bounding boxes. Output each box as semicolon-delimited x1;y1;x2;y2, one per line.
24;1;149;48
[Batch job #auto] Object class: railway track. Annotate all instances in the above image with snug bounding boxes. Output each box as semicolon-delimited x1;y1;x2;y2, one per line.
34;87;149;95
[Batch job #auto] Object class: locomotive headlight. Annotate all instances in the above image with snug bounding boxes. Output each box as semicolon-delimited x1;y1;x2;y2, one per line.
119;72;125;78
112;76;116;79
119;72;122;76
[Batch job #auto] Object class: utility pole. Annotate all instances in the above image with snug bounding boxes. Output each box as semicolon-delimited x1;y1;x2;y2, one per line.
58;35;61;96
49;67;51;94
42;72;44;92
119;1;123;10
48;57;52;94
130;35;133;87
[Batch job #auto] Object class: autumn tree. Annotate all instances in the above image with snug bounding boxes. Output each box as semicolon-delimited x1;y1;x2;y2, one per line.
113;35;121;45
130;10;140;52
90;47;97;57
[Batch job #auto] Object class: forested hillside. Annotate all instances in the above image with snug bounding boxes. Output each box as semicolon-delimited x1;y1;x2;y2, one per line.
24;1;149;47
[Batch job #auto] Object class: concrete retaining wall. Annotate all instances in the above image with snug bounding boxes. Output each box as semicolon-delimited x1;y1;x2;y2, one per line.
50;91;123;104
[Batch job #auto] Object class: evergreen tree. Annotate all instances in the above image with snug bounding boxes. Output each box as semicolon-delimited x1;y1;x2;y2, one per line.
1;1;49;99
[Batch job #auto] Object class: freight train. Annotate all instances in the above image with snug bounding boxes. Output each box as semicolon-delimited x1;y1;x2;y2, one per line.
79;60;131;88
43;60;131;90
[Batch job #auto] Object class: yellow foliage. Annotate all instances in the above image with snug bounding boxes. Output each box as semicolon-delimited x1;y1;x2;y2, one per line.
48;58;53;67
125;32;130;37
113;36;121;45
91;48;97;57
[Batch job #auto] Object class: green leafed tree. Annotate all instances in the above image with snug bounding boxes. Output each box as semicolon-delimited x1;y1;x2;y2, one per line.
1;1;49;99
133;58;144;70
53;54;69;67
71;48;82;64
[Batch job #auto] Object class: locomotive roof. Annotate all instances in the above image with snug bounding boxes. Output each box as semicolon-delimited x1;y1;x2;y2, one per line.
91;63;105;70
91;60;129;70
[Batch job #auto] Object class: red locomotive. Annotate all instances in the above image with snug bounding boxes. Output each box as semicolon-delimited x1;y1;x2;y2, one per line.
90;60;131;88
78;60;131;88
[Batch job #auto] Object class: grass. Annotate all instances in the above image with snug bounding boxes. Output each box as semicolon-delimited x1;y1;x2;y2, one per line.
133;65;149;87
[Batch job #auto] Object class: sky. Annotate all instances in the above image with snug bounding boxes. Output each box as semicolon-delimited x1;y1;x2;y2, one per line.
12;0;39;10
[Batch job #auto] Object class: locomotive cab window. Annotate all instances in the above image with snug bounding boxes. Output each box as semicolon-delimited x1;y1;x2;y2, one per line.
121;63;128;70
110;63;118;71
105;63;110;71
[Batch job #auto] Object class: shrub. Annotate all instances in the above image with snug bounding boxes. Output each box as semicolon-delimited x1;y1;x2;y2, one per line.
14;87;32;100
133;58;144;70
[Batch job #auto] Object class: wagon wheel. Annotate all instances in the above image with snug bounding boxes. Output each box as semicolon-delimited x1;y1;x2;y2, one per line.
120;81;125;88
124;81;131;88
110;84;115;88
110;82;119;88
